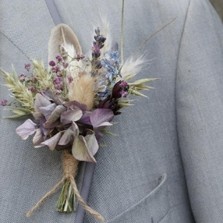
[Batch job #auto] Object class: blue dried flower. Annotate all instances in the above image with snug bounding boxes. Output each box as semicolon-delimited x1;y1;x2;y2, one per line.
101;50;120;84
98;89;109;101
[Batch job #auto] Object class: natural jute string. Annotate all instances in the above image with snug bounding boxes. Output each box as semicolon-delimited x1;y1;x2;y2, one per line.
26;150;105;222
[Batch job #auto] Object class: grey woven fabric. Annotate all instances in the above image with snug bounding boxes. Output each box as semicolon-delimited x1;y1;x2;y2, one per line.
177;0;223;222
0;0;222;223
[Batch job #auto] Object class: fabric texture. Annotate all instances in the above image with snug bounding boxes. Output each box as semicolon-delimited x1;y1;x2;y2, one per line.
0;0;222;223
177;0;223;222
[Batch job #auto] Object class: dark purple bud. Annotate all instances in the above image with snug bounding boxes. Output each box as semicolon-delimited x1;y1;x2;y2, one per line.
100;44;105;49
52;66;60;73
112;80;129;99
56;55;62;62
53;77;63;90
53;76;62;85
76;54;85;61
24;63;31;72
55;84;63;90
94;36;98;41
63;62;69;68
49;60;56;66
19;74;26;82
98;36;106;43
31;77;37;83
67;75;73;84
28;86;36;93
0;99;8;106
92;44;101;58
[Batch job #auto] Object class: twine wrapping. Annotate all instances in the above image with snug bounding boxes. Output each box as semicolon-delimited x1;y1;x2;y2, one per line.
26;150;105;222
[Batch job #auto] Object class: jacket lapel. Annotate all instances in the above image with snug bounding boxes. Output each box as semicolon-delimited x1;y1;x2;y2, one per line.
176;0;223;222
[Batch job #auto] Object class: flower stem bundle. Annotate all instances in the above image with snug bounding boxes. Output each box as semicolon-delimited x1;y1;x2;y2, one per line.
26;150;104;222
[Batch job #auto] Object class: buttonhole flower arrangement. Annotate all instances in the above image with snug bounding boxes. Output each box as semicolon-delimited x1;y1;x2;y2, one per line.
0;24;155;222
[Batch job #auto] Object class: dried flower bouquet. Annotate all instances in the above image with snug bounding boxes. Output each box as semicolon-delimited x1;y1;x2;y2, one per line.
0;23;154;222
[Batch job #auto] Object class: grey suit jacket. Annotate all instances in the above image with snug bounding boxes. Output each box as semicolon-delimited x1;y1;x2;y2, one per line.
0;0;223;223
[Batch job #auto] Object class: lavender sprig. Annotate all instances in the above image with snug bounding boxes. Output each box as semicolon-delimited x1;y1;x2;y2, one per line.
91;27;106;76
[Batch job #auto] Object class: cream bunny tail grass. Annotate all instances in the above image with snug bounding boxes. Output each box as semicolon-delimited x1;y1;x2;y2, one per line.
120;56;145;80
26;150;105;222
48;24;82;62
68;72;96;110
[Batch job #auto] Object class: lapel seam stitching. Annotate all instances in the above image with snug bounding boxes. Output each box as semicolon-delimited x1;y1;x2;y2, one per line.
106;173;167;223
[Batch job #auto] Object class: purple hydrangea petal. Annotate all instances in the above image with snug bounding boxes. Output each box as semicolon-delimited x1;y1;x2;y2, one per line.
33;128;44;146
79;111;91;125
84;133;99;156
64;101;87;111
41;132;62;151
34;93;51;113
44;105;66;128
72;135;96;162
96;121;113;128
60;108;83;125
38;103;57;119
71;122;79;134
58;128;75;146
16;119;37;140
44;121;61;129
90;108;114;128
